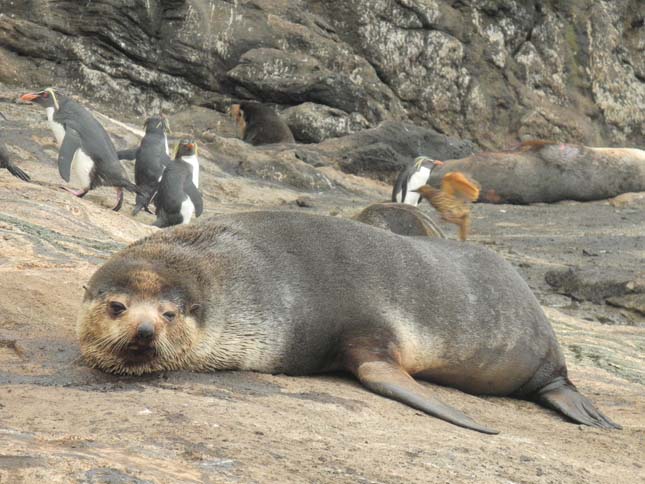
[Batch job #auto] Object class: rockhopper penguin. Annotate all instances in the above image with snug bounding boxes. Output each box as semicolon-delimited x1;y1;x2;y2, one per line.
19;88;138;211
153;139;203;228
392;156;445;205
118;116;171;215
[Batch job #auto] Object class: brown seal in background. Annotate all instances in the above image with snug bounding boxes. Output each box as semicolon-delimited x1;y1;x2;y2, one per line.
229;101;295;146
432;140;645;204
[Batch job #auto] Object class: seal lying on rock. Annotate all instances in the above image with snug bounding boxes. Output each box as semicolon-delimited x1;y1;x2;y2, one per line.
432;140;645;204
77;211;620;433
353;202;445;238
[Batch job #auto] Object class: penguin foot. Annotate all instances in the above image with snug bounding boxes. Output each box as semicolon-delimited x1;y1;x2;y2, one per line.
61;187;88;198
113;188;124;212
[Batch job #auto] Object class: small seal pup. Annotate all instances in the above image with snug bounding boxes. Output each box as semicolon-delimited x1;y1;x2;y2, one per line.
19;88;138;211
229;102;295;145
78;211;620;433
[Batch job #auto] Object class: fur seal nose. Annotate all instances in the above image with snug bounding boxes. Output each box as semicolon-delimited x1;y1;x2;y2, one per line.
136;322;155;341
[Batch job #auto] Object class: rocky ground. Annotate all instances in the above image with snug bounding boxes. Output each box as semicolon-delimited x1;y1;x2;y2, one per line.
0;86;644;483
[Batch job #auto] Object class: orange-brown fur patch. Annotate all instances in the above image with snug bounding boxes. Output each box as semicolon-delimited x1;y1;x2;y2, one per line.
511;140;557;152
229;104;246;139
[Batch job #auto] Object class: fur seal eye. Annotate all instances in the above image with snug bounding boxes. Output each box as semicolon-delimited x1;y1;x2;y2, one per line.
108;301;127;317
162;311;176;322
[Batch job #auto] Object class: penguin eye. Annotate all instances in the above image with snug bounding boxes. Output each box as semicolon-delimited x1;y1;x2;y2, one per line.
108;301;127;317
42;92;49;98
162;311;176;322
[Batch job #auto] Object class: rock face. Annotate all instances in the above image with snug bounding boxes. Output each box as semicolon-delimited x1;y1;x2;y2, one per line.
1;0;643;148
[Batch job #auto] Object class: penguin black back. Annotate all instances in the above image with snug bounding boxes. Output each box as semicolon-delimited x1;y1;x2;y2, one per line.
153;140;203;228
119;116;171;215
234;102;295;146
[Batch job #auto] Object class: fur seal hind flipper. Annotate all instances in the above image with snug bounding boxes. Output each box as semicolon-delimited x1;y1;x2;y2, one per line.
351;359;499;434
536;378;621;429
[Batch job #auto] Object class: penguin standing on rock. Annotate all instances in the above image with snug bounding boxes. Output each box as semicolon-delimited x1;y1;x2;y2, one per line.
19;88;138;211
229;102;295;146
392;156;445;205
153;139;203;228
118;116;171;215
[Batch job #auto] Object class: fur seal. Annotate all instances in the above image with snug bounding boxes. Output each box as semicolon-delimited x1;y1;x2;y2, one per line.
432;141;645;204
229;102;295;145
77;211;620;433
353;202;445;238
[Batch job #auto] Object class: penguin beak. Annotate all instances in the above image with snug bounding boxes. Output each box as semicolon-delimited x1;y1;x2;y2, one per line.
186;143;195;150
19;92;40;103
433;160;445;167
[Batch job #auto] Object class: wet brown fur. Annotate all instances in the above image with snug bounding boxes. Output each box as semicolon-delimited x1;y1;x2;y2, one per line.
229;104;246;139
417;173;480;241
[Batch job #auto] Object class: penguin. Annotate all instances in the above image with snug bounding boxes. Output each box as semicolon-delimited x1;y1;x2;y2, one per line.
229;102;295;146
117;116;171;215
0;143;30;181
19;88;138;211
392;156;445;206
172;137;199;188
0;113;30;181
153;139;203;228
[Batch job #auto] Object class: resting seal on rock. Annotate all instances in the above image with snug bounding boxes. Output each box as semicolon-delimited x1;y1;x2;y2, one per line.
432;140;645;204
77;211;620;433
353;202;445;238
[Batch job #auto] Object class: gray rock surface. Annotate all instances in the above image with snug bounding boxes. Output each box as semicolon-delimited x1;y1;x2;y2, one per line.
1;0;642;147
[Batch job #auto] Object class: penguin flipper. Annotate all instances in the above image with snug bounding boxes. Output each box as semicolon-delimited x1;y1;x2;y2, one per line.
117;148;137;160
7;163;31;182
58;128;83;182
185;180;203;217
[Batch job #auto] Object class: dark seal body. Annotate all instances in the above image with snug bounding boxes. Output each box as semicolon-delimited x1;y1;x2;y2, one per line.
232;102;295;146
353;202;444;238
432;141;645;204
78;211;620;433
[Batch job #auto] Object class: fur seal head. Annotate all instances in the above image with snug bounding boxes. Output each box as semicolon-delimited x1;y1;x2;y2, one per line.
77;255;203;375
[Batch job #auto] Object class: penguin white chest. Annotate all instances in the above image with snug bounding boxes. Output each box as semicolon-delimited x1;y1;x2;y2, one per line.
46;107;66;147
180;196;195;224
182;155;199;187
69;150;95;189
403;167;430;205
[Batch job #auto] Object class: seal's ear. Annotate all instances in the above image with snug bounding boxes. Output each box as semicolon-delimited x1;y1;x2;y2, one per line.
189;303;201;314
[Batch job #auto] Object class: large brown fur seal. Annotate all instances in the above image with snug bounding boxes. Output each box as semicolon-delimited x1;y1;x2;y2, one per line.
432;141;645;204
77;211;620;434
229;102;295;145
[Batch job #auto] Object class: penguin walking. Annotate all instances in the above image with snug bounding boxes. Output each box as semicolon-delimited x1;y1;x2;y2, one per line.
392;156;445;205
153;139;203;228
229;102;295;146
19;88;138;211
118;116;171;215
